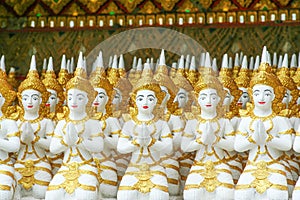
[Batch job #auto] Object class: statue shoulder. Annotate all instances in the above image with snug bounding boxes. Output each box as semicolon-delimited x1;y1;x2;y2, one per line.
184;112;196;120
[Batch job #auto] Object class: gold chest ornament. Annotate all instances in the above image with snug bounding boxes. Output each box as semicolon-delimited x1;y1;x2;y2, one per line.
18;160;35;190
132;164;155;193
250;161;272;194
199;161;221;192
61;162;81;194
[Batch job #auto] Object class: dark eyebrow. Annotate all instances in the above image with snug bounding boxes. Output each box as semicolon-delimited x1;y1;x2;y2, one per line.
242;92;248;94
200;94;207;96
147;94;155;98
137;95;144;98
253;90;259;93
22;94;29;97
31;94;40;97
98;92;106;95
211;93;217;95
178;92;186;96
77;94;85;97
264;89;272;93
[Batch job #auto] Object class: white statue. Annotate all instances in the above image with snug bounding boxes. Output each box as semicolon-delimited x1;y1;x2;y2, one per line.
117;64;172;200
45;53;103;200
90;57;121;198
234;47;292;200
14;55;54;199
0;78;20;200
182;62;235;200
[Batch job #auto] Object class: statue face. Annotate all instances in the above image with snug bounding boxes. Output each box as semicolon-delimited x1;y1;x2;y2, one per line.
136;89;157;115
198;88;220;113
237;87;250;109
21;89;42;113
223;88;234;106
0;92;5;109
93;88;109;109
46;89;59;112
112;88;122;105
252;84;275;109
282;89;292;105
174;88;188;108
67;88;88;113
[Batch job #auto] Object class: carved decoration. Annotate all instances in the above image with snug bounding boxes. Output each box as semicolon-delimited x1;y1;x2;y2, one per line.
101;2;123;14
41;0;72;15
199;0;213;9
254;0;277;10
5;0;35;16
236;0;252;8
120;0;143;13
157;0;180;11
77;0;105;13
177;0;199;12
138;1;160;14
212;0;238;11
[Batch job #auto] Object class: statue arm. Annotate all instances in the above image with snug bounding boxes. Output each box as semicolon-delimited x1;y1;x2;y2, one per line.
79;134;104;153
34;119;53;150
294;131;300;153
215;119;235;151
0;120;20;152
104;118;121;149
148;121;173;154
50;121;68;154
181;120;202;152
268;117;292;151
117;122;138;154
234;119;256;152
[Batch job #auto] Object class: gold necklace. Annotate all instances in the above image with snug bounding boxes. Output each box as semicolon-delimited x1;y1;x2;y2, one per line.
19;115;43;123
249;111;274;133
65;115;89;125
132;114;158;125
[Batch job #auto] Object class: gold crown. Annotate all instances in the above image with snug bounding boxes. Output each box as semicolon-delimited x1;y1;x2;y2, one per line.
90;69;114;98
194;74;226;99
18;70;50;117
58;69;70;88
107;68;120;87
0;78;16;116
235;68;251;88
154;65;178;96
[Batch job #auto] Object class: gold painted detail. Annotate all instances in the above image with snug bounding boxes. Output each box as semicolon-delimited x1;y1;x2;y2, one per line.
199;161;221;192
250;161;272;194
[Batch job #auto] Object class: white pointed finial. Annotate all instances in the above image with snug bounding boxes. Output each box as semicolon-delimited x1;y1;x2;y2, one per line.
261;46;268;63
278;55;283;68
282;53;288;68
70;57;74;73
249;56;254;70
77;51;84;69
67;59;71;73
137;58;142;71
0;55;5;71
119;54;125;69
234;53;240;67
178;55;185;69
229;57;233;69
273;52;277;66
241;55;248;69
204;52;211;68
291;54;297;68
212;58;218;72
150;57;154;69
112;55;118;69
42;58;47;70
9;67;15;73
47;57;54;72
172;62;177;70
146;58;150;64
200;53;206;67
239;52;243;64
254;55;260;70
190;56;196;70
159;49;165;66
144;62;151;70
98;51;104;68
298;52;300;68
108;56;113;67
30;55;37;71
221;54;228;69
185;55;190;69
83;57;87;71
132;56;137;70
61;54;66;70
